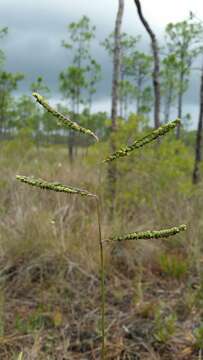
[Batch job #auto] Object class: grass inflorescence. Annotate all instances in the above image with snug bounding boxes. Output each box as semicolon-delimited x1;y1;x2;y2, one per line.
16;96;187;360
103;119;181;162
32;92;99;142
107;224;187;242
16;175;96;197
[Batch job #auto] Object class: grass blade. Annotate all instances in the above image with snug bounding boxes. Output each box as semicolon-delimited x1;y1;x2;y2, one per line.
103;119;181;163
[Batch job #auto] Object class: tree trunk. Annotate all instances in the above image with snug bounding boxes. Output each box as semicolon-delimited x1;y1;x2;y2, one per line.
176;71;184;139
108;0;124;220
193;65;203;184
164;85;172;123
136;74;142;115
133;0;160;129
111;0;124;130
119;67;125;118
68;130;74;164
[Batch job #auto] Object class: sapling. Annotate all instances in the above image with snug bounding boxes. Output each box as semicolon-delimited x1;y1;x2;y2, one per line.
16;92;186;359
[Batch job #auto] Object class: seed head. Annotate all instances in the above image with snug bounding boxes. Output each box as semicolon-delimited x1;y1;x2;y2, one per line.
16;175;96;197
103;119;181;163
107;224;186;242
32;92;98;142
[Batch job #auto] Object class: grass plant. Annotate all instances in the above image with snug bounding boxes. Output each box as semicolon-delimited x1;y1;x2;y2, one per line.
16;92;186;359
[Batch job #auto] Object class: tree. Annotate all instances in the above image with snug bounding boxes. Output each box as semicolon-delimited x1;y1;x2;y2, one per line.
193;63;203;184
31;76;50;97
85;58;101;111
118;79;136;119
60;16;100;162
60;15;100;113
102;32;139;117
60;66;86;114
0;27;24;136
165;16;203;138
0;27;8;67
133;0;161;129
108;0;125;219
13;76;51;146
13;94;39;132
124;50;153;115
0;71;24;135
161;53;179;123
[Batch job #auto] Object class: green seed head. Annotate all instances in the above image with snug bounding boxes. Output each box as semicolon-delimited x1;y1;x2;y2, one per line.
103;119;181;163
32;92;98;142
108;224;186;242
16;175;96;197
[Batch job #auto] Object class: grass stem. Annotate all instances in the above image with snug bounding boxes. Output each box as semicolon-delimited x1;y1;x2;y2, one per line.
96;196;105;360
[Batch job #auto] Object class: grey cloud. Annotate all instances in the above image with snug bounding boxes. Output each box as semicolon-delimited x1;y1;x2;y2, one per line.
0;0;202;127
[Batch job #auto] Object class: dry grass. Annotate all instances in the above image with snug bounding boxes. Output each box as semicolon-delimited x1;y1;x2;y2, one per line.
0;137;203;359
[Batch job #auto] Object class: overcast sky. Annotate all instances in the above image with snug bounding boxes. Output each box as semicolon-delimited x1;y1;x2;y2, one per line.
1;0;203;126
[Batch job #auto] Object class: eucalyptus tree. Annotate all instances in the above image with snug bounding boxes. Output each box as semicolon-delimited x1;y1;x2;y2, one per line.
165;17;203;138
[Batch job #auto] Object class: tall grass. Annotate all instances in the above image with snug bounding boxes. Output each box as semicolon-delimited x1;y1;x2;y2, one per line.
16;92;186;359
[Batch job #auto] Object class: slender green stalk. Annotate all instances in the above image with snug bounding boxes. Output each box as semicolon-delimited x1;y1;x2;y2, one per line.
96;196;105;360
32;92;98;142
107;224;186;242
103;118;181;162
16;175;95;197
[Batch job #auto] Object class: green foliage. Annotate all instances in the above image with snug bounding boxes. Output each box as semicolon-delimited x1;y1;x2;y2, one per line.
158;253;188;279
194;324;203;349
33;92;98;141
78;108;108;141
15;306;53;334
1;128;34;160
0;27;8;67
60;16;101;113
16;353;23;360
62;15;95;62
104;119;180;162
102;32;152;118
0;71;24;132
165;16;203;125
30;76;50;97
102;32;140;58
161;53;180;122
13;95;39;131
59;66;87;112
124;50;153;115
154;308;177;343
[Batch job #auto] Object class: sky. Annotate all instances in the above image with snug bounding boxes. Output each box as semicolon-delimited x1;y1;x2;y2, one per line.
1;0;203;126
